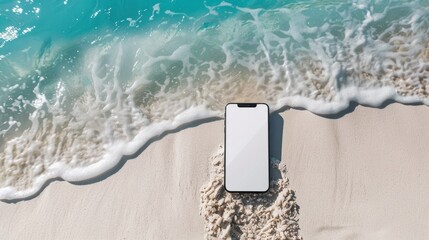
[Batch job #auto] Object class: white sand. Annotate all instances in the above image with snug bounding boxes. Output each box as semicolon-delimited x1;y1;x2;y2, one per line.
1;103;429;239
0;121;223;240
199;147;301;240
282;104;429;239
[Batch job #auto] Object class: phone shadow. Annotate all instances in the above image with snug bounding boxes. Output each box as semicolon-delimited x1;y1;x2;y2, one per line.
269;112;284;182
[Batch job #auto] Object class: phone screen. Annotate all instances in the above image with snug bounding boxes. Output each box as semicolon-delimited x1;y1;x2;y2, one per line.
224;103;269;192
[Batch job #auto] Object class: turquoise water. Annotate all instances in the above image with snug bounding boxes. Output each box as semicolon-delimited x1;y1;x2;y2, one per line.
0;0;428;200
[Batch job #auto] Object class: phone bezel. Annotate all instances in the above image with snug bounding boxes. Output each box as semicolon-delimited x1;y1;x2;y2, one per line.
224;102;270;193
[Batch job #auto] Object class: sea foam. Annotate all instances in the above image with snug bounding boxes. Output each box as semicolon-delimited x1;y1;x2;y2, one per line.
0;0;428;200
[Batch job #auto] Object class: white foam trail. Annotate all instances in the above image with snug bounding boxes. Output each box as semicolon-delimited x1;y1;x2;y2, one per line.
1;0;429;200
0;106;219;200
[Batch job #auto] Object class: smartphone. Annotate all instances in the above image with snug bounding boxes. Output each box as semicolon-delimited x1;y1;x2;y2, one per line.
224;103;270;193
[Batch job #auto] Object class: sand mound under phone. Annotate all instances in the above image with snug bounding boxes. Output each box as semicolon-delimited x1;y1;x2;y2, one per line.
199;146;302;240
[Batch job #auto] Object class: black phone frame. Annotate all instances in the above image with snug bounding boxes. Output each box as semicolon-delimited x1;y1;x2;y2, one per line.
224;102;270;193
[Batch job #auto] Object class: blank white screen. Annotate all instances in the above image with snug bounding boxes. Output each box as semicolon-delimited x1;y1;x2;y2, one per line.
225;103;269;192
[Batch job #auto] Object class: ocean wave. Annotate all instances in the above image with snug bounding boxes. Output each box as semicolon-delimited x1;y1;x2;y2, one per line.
1;0;428;200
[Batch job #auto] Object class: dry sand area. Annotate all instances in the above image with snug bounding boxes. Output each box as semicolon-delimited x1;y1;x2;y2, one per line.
1;103;429;239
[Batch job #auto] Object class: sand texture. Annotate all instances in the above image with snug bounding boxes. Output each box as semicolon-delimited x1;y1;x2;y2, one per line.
1;103;429;239
281;104;429;239
0;121;223;240
199;146;301;240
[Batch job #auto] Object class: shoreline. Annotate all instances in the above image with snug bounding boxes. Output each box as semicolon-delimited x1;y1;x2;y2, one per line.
1;92;427;201
0;103;429;239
